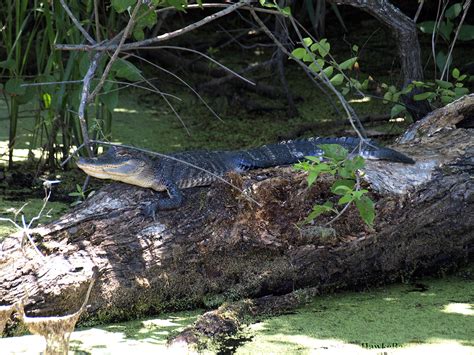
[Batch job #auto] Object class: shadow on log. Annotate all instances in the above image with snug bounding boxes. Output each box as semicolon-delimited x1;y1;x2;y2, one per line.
0;96;473;326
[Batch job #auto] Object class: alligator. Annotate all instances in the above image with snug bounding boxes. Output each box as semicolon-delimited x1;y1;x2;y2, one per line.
76;137;414;217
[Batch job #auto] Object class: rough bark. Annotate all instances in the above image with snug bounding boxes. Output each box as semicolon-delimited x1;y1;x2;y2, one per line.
0;97;473;324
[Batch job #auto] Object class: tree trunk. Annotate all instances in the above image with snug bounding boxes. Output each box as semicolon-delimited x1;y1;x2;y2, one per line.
0;96;473;323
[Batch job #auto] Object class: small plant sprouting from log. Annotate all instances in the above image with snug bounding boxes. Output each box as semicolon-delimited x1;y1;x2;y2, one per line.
68;184;96;207
294;144;375;227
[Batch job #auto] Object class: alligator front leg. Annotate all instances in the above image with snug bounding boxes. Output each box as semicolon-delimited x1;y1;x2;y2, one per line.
143;182;183;220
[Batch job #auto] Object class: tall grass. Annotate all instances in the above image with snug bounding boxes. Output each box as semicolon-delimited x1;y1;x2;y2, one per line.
0;1;114;170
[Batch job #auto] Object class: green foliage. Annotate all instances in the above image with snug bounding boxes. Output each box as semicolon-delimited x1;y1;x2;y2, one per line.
68;184;95;206
294;145;375;227
418;2;474;73
381;68;470;118
290;38;368;97
259;0;291;16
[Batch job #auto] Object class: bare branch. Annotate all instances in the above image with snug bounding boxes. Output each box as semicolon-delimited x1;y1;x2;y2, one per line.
131;45;255;86
413;0;424;23
94;0;101;42
127;52;223;122
440;0;471;80
55;0;253;52
78;52;103;156
59;0;96;44
89;1;142;102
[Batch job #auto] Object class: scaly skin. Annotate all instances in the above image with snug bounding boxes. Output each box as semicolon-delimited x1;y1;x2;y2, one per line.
76;137;414;216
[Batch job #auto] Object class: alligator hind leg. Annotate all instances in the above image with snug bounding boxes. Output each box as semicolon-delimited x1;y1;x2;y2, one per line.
143;182;183;220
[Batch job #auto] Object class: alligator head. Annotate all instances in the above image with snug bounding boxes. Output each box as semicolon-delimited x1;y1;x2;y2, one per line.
76;147;166;191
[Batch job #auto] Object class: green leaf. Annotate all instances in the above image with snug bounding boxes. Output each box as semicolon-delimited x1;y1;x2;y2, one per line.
111;0;136;13
303;37;313;47
307;171;318;187
111;58;142;81
304;156;322;163
331;179;355;195
311;39;330;57
136;6;157;29
452;68;460;79
166;0;187;11
352;189;368;200
355;196;375;226
318;144;348;161
446;3;462;19
383;91;393;103
338;57;358;70
280;6;291;16
5;78;26;95
390;104;406;118
309;59;325;73
413;92;435;101
0;59;15;70
338;194;353;205
133;28;145;41
458;24;474;41
330;73;344;86
435;79;454;89
15;84;35;105
291;48;307;60
42;93;52;109
345;156;365;171
303;51;314;63
439;20;454;41
352;44;359;53
418;21;436;34
79;53;91;77
454;87;469;98
304;202;334;223
100;83;119;112
440;95;454;104
322;66;334;78
436;51;451;73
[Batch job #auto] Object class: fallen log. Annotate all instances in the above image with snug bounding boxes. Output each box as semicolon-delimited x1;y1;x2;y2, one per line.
0;96;473;326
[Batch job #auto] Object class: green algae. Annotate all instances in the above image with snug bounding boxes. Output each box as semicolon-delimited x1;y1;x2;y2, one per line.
235;272;474;354
0;309;201;354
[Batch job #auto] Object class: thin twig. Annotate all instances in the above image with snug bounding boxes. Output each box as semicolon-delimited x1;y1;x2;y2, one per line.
126;52;223;122
89;0;142;102
21;80;84;87
156;2;287;17
130;45;255;86
440;0;471;80
413;0;424;23
288;16;367;140
55;0;253;52
94;0;101;42
59;0;96;44
101;78;183;100
432;0;450;78
133;69;191;134
78;52;102;156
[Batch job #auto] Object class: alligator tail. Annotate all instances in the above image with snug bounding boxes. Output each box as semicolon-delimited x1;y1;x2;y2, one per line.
363;146;415;164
